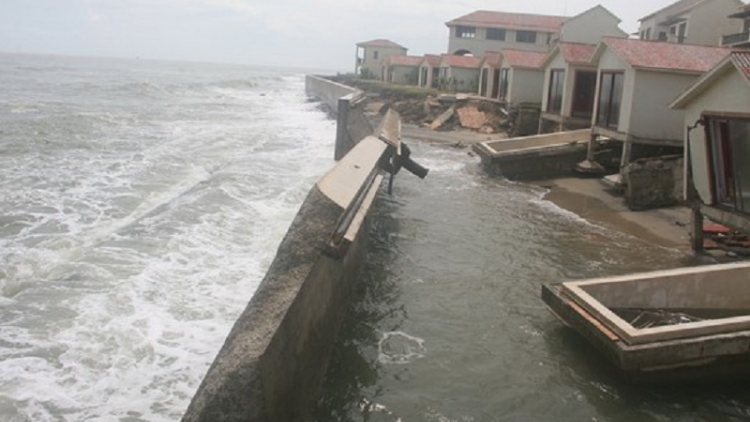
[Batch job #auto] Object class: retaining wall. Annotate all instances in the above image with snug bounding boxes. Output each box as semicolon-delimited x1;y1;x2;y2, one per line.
305;75;372;160
182;83;393;421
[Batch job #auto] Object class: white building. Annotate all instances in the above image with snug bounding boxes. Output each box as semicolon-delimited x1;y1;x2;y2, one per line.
355;39;408;79
638;0;744;45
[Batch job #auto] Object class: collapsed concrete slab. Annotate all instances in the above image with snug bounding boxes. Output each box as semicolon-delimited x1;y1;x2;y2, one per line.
473;129;590;180
543;262;750;380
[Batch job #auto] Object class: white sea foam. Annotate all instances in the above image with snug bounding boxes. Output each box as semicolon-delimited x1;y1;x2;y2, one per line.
0;54;336;421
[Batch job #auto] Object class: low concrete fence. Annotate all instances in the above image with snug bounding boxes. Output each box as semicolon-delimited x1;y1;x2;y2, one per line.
473;129;590;180
304;75;358;114
305;75;373;160
180;102;410;421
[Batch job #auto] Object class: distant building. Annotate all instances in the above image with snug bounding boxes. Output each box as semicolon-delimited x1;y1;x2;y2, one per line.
444;5;626;56
436;54;482;92
637;0;744;46
721;3;750;47
355;39;407;79
382;55;423;85
478;51;503;98
418;54;442;89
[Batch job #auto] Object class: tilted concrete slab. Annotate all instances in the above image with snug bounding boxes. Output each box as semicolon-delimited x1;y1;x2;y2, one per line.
560;262;750;345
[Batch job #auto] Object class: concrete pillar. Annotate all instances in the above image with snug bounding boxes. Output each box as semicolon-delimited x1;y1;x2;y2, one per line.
586;131;598;161
691;203;704;252
620;136;633;169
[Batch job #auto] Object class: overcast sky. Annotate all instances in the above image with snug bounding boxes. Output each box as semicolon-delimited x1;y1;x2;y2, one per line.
1;0;685;72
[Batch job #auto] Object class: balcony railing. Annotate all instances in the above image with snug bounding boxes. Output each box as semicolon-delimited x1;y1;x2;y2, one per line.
722;31;750;46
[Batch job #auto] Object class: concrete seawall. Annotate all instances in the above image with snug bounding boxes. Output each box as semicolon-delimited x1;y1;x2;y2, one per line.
182;78;390;422
306;75;372;160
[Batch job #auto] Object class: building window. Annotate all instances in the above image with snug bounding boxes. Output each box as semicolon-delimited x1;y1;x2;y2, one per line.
704;116;750;212
547;69;565;113
498;68;509;100
456;26;476;39
596;72;624;128
516;30;537;43
487;28;506;41
658;31;667;41
373;51;379;60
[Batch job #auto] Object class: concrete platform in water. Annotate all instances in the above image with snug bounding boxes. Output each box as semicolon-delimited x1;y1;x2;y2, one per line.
472;129;590;180
542;262;750;381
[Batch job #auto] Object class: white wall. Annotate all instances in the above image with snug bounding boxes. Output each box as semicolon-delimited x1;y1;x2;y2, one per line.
629;71;698;140
562;7;627;44
509;68;545;105
389;65;418;85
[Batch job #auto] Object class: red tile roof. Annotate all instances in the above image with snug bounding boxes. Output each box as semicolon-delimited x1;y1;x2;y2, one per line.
385;55;423;67
481;51;503;67
439;54;482;69
731;51;750;81
446;10;566;32
600;37;730;73
356;39;407;50
502;49;547;69
559;42;597;65
421;54;441;67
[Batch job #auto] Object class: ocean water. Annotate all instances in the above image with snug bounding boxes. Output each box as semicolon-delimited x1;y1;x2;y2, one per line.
314;143;750;422
0;53;335;421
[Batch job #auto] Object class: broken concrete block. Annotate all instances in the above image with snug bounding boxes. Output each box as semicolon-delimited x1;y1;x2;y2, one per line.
456;106;487;129
430;106;455;130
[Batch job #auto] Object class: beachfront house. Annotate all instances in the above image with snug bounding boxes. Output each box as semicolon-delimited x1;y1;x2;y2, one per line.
638;0;744;45
584;37;731;174
444;5;626;57
538;42;599;132
445;10;566;56
497;49;547;106
436;54;482;92
382;55;423;85
478;51;503;98
558;5;629;44
418;54;441;89
355;39;408;80
721;3;750;47
670;51;750;249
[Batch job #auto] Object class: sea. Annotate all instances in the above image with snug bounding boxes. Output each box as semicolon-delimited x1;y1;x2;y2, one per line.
2;52;749;422
0;53;336;421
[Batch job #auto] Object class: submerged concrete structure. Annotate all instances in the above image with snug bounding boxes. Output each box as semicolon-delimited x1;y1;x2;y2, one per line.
472;129;590;180
543;262;750;379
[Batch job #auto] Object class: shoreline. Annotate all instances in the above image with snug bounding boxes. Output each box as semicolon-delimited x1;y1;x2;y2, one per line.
402;124;696;254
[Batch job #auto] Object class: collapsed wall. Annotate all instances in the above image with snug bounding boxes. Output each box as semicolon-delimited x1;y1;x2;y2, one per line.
182;77;390;422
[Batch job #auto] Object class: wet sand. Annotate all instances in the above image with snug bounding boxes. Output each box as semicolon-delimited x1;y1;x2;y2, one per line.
404;125;695;253
539;177;692;252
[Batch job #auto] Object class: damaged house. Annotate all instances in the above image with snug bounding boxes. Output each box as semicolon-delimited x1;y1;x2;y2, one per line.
581;37;730;209
670;51;750;250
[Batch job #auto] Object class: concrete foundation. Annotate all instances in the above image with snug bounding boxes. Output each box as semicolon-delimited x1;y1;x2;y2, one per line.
473;129;590;180
623;155;684;210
